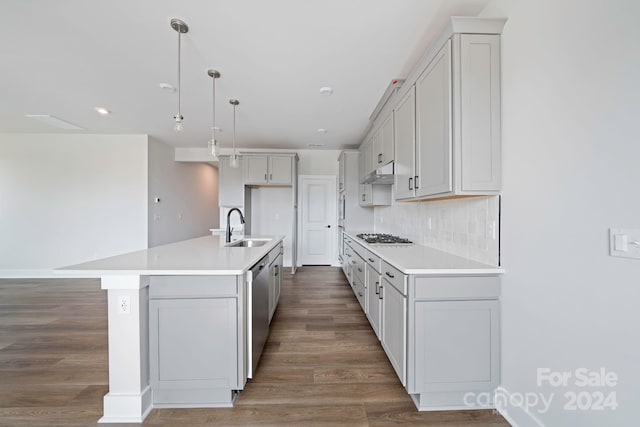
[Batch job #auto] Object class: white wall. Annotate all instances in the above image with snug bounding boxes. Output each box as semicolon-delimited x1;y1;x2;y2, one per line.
148;137;219;247
249;187;294;266
0;133;148;273
479;2;640;426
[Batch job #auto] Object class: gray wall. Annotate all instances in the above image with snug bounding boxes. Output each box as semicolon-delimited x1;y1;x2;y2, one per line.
0;133;148;273
148;137;219;247
481;1;640;426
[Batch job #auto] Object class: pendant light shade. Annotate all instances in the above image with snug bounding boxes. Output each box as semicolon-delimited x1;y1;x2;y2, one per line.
229;99;240;168
171;18;188;132
207;69;221;157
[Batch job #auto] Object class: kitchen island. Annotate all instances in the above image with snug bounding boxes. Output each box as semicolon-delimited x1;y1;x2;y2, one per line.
61;235;284;424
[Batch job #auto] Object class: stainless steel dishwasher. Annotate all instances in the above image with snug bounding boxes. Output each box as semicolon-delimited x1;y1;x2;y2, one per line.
248;255;269;378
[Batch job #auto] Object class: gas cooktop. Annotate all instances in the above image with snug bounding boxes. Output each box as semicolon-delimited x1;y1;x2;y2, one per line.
356;233;413;245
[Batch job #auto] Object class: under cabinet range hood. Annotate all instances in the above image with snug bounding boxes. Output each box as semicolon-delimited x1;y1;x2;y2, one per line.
362;161;394;184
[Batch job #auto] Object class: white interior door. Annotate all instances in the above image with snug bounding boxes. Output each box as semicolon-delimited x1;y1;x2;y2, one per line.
299;176;336;265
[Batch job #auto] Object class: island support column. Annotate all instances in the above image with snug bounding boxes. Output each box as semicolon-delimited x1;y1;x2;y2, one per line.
99;275;152;423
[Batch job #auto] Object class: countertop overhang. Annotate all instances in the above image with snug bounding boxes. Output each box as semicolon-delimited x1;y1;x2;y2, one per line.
59;235;284;276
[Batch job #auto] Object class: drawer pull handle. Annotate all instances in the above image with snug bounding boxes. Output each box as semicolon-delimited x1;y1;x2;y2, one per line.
357;268;362;272
358;292;363;297
385;272;395;279
351;260;356;265
368;258;374;262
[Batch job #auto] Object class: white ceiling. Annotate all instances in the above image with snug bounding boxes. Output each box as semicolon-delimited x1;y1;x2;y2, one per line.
1;0;490;150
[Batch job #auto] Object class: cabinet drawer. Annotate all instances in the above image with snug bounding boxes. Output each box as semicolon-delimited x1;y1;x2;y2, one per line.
351;253;366;285
344;235;354;246
149;276;238;299
344;244;354;262
381;261;406;295
354;275;367;312
268;243;283;264
364;251;381;273
413;276;500;300
351;240;368;260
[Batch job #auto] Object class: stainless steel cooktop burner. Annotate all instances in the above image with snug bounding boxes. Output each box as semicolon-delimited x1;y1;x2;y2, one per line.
356;233;413;245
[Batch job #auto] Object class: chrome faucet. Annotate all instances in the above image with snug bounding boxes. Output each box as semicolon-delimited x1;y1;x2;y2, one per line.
226;208;245;243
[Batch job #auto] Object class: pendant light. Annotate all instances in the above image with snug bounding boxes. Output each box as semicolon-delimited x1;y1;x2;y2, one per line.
170;18;188;132
207;69;221;157
229;99;240;168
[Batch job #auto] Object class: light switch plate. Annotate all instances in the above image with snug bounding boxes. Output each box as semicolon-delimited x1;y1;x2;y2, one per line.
609;228;640;260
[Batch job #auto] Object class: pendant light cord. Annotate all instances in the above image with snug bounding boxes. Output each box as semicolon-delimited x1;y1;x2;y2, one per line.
232;102;236;154
177;27;182;119
212;74;216;140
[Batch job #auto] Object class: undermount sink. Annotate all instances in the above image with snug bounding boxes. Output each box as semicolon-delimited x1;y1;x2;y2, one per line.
226;239;269;248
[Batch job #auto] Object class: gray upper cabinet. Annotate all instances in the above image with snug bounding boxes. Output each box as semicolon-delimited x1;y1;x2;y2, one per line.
394;87;416;200
244;155;268;184
458;34;501;192
269;156;294;185
416;40;452;197
394;31;502;201
373;111;394;167
244;154;293;186
219;155;244;207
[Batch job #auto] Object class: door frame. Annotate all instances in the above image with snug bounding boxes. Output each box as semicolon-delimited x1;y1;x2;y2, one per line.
297;175;338;267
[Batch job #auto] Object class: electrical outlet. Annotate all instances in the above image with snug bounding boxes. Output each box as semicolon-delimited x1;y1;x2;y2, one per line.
118;295;131;314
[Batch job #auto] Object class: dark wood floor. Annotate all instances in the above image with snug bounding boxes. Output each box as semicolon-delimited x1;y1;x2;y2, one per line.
0;267;510;426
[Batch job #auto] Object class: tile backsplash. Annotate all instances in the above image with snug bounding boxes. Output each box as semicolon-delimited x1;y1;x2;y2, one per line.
374;195;500;266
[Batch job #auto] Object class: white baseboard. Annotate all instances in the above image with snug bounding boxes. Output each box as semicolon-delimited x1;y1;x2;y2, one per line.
494;387;548;427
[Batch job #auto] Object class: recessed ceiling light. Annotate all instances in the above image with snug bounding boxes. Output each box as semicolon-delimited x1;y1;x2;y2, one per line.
308;143;325;147
316;128;328;134
24;114;83;130
319;86;333;96
159;83;176;93
94;107;111;115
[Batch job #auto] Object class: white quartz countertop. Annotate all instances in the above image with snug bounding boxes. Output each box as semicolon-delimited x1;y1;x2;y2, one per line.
344;231;504;275
59;235;284;276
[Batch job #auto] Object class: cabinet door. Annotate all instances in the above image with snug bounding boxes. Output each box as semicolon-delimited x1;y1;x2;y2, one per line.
381;279;406;386
338;154;345;192
364;141;375;176
416;40;452;197
394;87;416;200
459;34;501;192
149;298;238;392
268;156;293;185
372;128;383;167
244;156;268;184
380;112;394;166
412;300;499;393
358;184;373;207
366;269;381;340
219;156;244;207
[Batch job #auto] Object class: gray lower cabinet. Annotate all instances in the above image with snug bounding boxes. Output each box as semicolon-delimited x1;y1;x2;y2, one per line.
381;275;407;387
268;252;283;323
339;233;501;411
407;275;500;410
366;267;381;339
148;275;245;407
